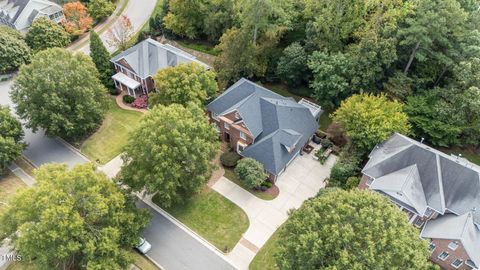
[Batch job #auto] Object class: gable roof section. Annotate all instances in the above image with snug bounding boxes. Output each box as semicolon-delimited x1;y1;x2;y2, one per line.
421;213;480;268
0;0;29;25
110;38;209;79
208;79;320;175
364;133;480;222
370;164;428;216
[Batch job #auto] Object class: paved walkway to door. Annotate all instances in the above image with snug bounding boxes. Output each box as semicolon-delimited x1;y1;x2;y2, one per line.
212;145;336;269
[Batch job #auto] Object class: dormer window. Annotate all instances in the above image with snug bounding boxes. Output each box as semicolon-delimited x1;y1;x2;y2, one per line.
448;241;459;251
224;122;230;130
240;131;247;140
234;112;240;119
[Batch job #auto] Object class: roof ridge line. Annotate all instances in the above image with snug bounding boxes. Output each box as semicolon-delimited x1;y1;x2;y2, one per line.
435;153;446;213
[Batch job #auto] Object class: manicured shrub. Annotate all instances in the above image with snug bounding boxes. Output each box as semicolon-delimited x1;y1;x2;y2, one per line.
345;176;360;190
132;95;148;109
235;158;267;189
109;88;120;95
123;95;135;104
320;138;333;149
329;158;359;188
220;151;241;167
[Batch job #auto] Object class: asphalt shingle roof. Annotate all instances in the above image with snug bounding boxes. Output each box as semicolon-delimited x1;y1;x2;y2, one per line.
207;78;321;175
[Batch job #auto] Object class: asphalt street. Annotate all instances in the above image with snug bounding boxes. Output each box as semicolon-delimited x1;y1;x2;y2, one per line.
0;80;88;167
137;201;237;270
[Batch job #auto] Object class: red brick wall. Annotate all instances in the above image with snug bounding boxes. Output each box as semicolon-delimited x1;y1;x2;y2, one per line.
209;110;253;152
358;174;371;190
429;239;473;270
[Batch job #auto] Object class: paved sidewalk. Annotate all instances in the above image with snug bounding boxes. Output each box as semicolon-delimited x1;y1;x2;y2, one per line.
98;154;123;178
212;148;336;269
7;164;35;187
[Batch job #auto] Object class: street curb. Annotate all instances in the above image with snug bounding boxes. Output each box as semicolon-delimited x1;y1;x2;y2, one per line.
139;195;239;269
56;137;91;162
145;254;165;270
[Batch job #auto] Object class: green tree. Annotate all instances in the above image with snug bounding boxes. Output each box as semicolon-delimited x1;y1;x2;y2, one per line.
234;158;267;189
0;26;30;73
276;42;307;87
10;48;108;140
308;51;351;107
398;0;467;79
87;0;115;20
276;189;437;270
0;163;150;270
163;0;207;39
333;93;411;154
0;106;25;170
90;31;113;88
203;0;235;42
150;63;217;106
120;103;218;208
26;17;70;52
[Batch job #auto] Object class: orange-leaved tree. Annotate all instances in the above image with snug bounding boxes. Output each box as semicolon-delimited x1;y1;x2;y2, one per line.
62;1;93;36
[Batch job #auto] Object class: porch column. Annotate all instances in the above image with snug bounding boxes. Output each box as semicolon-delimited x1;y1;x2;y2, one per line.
127;87;132;97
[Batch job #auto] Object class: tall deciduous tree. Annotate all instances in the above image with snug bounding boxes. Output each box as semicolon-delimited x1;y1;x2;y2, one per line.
62;1;93;36
276;189;437;270
0;106;25;170
308;51;351;107
87;0;115;21
120;103;218;208
333;93;411;154
90;31;113;88
163;0;207;39
0;163;150;270
0;26;30;73
106;15;134;51
10;48;108;140
276;42;307;87
150;63;217;106
26;17;70;52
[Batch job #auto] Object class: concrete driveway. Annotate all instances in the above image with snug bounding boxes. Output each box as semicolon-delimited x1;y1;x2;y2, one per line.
0;79;89;168
137;200;237;270
212;144;336;269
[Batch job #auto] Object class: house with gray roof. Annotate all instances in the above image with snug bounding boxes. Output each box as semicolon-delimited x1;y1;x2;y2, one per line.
110;38;209;98
0;0;63;31
359;133;480;270
207;78;322;181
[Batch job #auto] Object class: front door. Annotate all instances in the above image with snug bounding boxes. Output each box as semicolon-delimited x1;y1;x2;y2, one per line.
224;132;231;142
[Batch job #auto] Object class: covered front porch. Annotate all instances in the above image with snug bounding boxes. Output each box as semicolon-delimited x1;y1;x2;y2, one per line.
112;72;146;98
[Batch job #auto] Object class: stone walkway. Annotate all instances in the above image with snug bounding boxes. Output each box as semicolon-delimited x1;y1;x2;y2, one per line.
212;146;336;269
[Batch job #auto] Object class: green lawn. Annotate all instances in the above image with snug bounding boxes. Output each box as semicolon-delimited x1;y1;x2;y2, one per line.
6;262;39;270
0;170;25;216
153;188;249;253
249;225;283;270
177;40;219;56
81;98;143;164
223;168;277;200
130;251;160;270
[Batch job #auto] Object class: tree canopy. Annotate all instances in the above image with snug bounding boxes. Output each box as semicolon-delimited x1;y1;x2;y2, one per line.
150;62;217;106
62;1;93;36
0;106;25;170
90;31;114;88
26;17;70;53
234;158;267;188
120;103;218;208
87;0;115;21
276;42;307;87
276;189;437;270
10;48;108;140
333;93;411;154
0;163;150;269
0;26;30;74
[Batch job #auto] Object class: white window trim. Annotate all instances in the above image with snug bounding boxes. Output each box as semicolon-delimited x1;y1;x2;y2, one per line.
428;241;436;253
237;142;245;153
224;122;230;130
240;131;247;140
451;259;463;269
438;251;449;261
448;242;459;251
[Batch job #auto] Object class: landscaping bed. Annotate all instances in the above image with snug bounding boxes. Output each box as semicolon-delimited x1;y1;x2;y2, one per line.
223;167;279;200
152;188;249;253
80;98;143;164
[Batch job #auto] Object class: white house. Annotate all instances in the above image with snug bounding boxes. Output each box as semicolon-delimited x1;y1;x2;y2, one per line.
0;0;63;31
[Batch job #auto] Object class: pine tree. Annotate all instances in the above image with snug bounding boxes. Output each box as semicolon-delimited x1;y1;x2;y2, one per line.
90;31;113;89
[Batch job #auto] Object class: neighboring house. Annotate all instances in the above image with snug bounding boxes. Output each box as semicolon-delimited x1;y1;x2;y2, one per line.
110;38;209;98
359;133;480;270
0;0;63;31
207;78;322;182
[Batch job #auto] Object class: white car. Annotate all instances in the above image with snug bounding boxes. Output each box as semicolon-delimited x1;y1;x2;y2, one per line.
136;237;152;254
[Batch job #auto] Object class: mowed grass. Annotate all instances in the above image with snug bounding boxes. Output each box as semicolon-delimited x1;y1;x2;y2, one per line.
0;171;25;215
81;98;143;164
130;251;160;270
153;188;249;253
249;225;283;270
